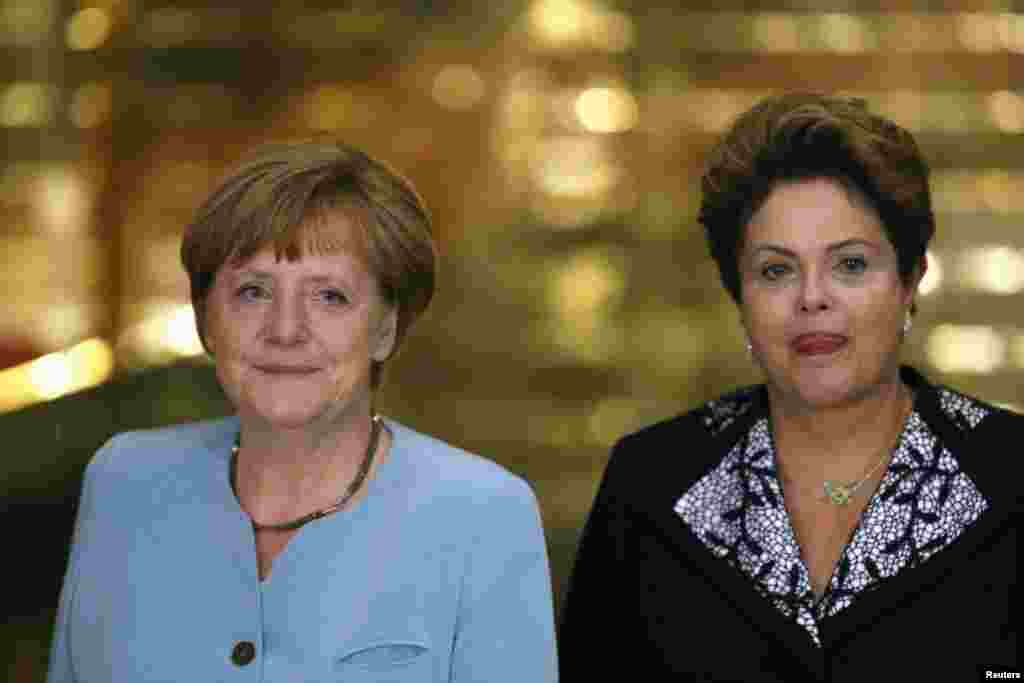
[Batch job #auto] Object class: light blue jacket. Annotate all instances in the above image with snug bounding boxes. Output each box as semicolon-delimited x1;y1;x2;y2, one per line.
48;416;557;682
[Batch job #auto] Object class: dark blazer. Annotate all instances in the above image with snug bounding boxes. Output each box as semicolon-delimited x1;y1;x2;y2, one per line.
559;367;1018;682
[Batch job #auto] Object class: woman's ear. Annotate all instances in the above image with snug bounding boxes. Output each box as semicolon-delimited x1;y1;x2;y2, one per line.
372;306;398;362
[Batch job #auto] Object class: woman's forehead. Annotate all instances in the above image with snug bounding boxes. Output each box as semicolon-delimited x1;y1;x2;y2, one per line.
744;179;888;252
230;209;370;266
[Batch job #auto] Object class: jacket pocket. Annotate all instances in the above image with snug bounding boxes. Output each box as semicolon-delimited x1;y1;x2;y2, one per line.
333;640;431;681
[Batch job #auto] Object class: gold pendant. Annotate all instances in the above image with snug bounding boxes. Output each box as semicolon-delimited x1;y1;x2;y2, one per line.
823;481;852;506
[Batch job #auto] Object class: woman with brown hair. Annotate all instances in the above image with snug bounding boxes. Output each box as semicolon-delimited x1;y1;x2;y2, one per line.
559;94;1018;681
48;141;557;682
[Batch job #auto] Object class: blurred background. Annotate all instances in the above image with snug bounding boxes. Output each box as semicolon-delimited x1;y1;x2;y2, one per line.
1;0;1021;679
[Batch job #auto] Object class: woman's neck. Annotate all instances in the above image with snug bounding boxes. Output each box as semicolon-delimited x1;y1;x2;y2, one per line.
233;408;384;520
769;376;911;483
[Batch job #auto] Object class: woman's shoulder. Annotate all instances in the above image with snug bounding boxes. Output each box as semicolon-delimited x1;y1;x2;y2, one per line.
383;417;537;503
907;366;1024;440
616;384;765;453
603;385;766;491
931;383;1024;432
87;416;237;478
903;367;1024;506
380;418;544;540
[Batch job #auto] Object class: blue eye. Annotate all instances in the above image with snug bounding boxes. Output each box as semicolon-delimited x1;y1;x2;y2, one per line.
837;255;868;274
236;283;269;301
760;263;792;281
317;289;349;305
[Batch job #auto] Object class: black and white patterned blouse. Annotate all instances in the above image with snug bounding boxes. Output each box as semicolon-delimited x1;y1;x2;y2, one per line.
675;387;991;646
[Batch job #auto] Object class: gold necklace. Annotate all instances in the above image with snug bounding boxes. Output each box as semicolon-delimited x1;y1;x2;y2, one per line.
230;415;382;531
820;390;910;506
821;448;891;505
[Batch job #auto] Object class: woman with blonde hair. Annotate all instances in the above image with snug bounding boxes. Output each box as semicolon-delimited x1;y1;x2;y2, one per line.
49;141;557;682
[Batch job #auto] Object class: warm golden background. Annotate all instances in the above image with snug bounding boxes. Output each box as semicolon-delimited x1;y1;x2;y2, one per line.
1;0;1021;679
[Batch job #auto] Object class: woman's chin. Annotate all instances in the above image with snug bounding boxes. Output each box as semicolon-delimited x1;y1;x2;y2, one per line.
783;377;877;411
768;362;859;407
794;390;852;410
242;400;336;431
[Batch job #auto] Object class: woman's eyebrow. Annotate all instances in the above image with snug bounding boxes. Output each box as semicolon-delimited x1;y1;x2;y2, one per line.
231;269;272;279
747;239;879;259
827;238;878;253
747;243;797;259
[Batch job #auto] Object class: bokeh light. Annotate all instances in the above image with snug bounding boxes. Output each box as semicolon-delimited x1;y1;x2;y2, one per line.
751;13;800;53
545;248;626;360
432;65;487;111
0;82;53;127
927;325;1006;374
918;250;943;296
118;301;206;365
818;13;872;54
70;82;113;128
527;0;633;52
956;13;1002;52
987;90;1024;133
530;135;621;198
65;7;112;51
528;0;590;47
575;86;638;133
40;304;97;351
0;338;114;413
34;167;91;236
957;245;1024;295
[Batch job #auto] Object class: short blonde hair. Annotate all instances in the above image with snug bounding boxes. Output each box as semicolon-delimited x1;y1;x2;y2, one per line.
181;141;436;387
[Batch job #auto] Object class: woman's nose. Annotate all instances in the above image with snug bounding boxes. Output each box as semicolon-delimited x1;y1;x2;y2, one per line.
265;294;310;344
797;271;832;313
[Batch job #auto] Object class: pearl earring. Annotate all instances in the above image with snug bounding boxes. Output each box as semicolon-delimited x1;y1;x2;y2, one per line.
903;313;913;335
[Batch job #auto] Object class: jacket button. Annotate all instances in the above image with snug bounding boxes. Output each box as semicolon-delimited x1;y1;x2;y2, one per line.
231;641;256;666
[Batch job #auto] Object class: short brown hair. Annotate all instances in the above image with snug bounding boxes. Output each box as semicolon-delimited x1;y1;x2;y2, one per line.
699;93;934;303
181;140;436;387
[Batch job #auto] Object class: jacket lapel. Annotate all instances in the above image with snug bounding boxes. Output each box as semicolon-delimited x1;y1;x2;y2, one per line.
823;370;1019;648
823;492;1015;650
631;394;826;679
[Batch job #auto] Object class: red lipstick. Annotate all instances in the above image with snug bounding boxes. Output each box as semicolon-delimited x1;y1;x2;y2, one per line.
792;333;847;355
